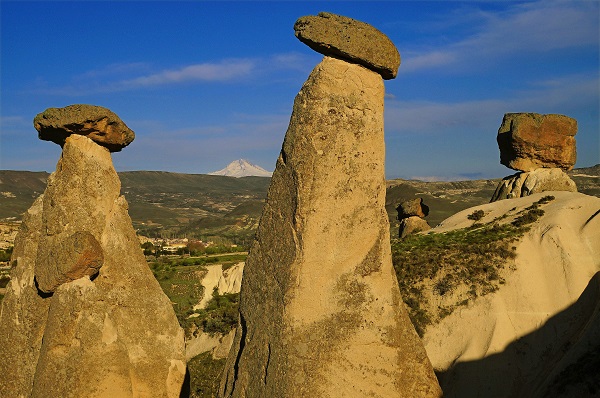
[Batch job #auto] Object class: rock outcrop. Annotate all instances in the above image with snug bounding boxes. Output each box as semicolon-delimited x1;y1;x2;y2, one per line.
492;113;578;202
294;12;400;80
0;121;184;396
421;192;600;397
497;113;577;172
399;216;432;238
34;104;135;152
219;13;440;398
185;262;244;361
397;198;431;238
491;167;578;201
397;197;430;219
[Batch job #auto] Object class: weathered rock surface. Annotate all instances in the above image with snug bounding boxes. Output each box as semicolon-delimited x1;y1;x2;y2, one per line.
0;134;185;397
294;12;400;80
423;192;600;397
34;104;135;152
194;263;244;310
491;168;577;202
399;216;431;238
34;230;103;293
397;197;429;219
186;262;244;361
497;113;577;172
219;55;441;397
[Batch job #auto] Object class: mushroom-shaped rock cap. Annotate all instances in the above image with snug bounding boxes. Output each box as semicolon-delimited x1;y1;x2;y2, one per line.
294;12;400;80
396;198;430;219
497;113;577;172
34;104;135;152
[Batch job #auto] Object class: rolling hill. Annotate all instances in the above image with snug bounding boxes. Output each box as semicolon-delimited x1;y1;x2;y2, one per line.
1;165;598;245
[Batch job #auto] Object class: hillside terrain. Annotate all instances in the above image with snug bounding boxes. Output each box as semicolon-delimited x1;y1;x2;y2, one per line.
393;191;600;397
1;169;598;396
1;165;598;245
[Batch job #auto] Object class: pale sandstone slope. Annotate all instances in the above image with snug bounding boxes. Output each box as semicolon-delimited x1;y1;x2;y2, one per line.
423;191;600;397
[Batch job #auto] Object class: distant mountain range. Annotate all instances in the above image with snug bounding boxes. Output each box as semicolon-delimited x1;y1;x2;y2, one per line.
208;159;272;178
0;165;598;244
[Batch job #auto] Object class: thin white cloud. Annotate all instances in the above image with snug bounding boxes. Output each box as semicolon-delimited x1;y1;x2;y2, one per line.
401;0;599;73
74;62;150;80
0;115;31;137
31;53;315;96
119;59;255;88
0;115;28;127
401;51;456;72
385;73;598;135
115;112;289;173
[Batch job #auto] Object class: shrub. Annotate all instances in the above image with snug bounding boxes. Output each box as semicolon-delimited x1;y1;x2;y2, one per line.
512;208;544;227
0;247;13;262
0;275;10;289
187;352;227;398
467;210;485;221
434;277;454;296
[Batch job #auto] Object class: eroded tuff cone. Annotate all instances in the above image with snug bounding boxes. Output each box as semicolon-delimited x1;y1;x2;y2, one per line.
294;12;400;80
490;168;577;202
397;198;430;219
0;134;185;397
34;104;135;152
219;56;441;397
497;113;577;172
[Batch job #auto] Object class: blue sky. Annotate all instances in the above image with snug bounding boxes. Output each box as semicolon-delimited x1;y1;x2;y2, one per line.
1;1;598;180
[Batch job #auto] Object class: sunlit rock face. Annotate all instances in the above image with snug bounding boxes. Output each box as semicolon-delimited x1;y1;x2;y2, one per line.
219;13;441;398
0;132;185;397
34;104;135;152
422;191;600;398
294;12;400;80
491;167;577;202
497;112;577;172
492;113;578;202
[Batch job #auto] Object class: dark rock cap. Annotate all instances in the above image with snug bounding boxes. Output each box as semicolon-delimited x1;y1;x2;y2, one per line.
397;198;429;219
497;112;577;172
294;12;401;80
34;104;135;152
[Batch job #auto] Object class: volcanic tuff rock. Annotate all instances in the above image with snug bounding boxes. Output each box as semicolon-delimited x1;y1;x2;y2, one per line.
397;197;430;219
491;168;577;202
0;134;185;397
397;198;431;238
294;12;401;79
34;104;135;152
399;216;432;239
186;263;244;361
219;16;440;395
497;113;577;172
422;192;600;397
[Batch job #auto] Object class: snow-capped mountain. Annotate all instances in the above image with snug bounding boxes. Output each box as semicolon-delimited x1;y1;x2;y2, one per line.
208;159;272;178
